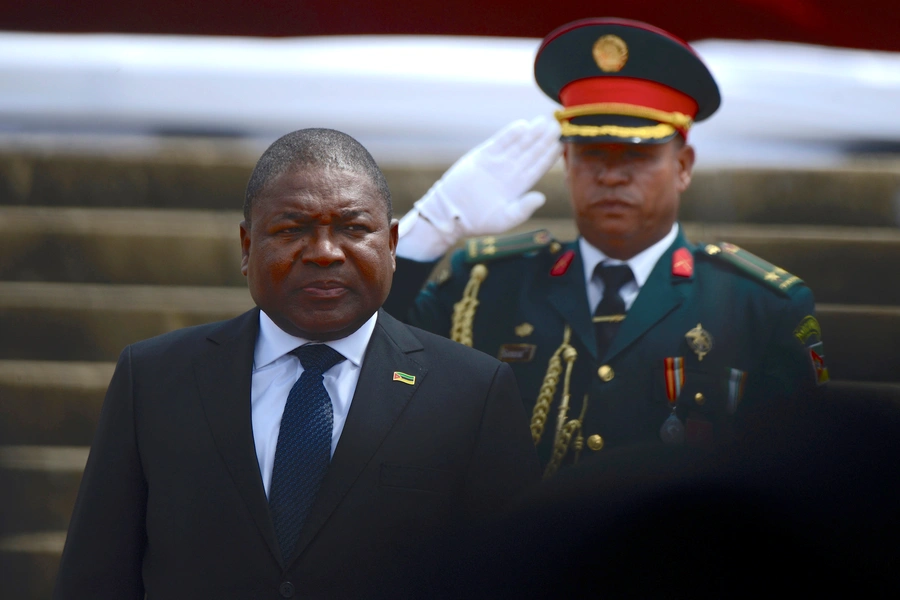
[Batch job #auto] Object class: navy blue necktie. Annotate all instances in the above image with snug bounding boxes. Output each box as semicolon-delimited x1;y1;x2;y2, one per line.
593;264;634;360
268;344;345;561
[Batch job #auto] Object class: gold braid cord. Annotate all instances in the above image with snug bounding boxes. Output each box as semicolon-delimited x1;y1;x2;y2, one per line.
555;103;693;128
544;394;589;479
450;264;488;347
543;346;579;478
530;326;573;445
555;103;692;140
559;122;676;140
544;420;582;479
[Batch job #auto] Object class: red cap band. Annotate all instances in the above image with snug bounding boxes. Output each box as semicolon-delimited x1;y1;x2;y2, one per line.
560;77;699;118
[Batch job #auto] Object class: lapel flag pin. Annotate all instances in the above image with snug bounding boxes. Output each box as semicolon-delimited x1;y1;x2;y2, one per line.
392;371;416;385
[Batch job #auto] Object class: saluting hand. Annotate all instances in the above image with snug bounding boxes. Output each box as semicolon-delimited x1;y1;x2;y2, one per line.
398;116;561;261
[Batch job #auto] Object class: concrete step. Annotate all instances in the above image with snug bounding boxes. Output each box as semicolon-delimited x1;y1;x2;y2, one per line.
3;147;900;225
0;361;112;446
0;145;443;214
0;281;252;362
2;207;898;305
0;281;895;381
0;206;245;286
0;532;65;600
0;447;86;536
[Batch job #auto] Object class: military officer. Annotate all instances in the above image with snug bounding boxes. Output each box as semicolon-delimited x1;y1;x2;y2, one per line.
385;18;828;474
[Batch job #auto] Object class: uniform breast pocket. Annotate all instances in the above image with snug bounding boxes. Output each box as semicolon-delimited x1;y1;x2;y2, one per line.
680;370;729;419
653;358;729;415
378;463;456;495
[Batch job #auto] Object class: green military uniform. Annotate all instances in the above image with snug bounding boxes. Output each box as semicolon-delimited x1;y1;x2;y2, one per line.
388;227;826;471
385;18;827;473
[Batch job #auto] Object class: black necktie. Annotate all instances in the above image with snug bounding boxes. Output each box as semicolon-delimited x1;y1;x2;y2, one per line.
268;344;345;562
593;263;634;360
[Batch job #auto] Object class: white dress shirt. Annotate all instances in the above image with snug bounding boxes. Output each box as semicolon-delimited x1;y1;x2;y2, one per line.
251;310;377;498
579;223;679;313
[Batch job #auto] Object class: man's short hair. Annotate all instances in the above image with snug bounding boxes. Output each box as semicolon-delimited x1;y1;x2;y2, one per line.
244;128;392;222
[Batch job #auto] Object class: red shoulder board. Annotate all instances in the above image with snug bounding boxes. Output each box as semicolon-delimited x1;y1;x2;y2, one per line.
550;250;575;276
672;247;694;277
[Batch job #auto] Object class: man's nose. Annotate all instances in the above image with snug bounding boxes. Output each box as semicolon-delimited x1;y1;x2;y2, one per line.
595;160;630;185
302;229;345;266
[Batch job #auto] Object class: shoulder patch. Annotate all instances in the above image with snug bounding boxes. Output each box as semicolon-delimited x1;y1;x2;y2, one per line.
702;242;804;294
672;247;694;277
550;249;576;276
464;229;556;263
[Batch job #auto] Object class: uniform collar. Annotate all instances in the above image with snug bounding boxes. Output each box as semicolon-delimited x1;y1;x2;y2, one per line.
254;310;377;371
579;222;680;288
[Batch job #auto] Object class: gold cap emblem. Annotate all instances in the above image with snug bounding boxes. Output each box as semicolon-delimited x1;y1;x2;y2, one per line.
593;34;629;73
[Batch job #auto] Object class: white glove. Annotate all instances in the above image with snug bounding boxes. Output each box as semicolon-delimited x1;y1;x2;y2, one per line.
398;116;561;261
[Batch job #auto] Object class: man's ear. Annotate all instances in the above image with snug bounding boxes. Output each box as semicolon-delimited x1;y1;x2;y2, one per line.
675;143;696;193
561;143;571;177
388;218;399;272
239;220;251;277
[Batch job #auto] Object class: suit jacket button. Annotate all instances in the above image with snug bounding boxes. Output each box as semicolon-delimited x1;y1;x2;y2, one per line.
597;365;614;381
279;582;295;598
694;392;706;405
587;434;604;451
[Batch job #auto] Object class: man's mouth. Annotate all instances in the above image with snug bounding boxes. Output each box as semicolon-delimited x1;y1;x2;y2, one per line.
593;197;635;210
301;281;349;298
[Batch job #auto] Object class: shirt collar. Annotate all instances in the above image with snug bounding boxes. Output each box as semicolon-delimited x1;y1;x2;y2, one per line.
579;223;680;288
254;309;378;370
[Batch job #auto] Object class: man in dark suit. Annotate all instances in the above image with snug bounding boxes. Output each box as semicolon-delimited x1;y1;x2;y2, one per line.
54;128;540;599
386;19;827;473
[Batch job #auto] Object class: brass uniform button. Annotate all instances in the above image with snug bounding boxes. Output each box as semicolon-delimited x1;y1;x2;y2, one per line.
597;365;614;381
587;434;604;451
694;392;705;405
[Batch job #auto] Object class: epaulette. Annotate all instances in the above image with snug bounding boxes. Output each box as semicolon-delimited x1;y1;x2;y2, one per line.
702;242;804;294
464;229;559;263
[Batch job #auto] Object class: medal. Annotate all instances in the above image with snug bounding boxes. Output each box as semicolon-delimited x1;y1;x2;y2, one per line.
659;412;685;445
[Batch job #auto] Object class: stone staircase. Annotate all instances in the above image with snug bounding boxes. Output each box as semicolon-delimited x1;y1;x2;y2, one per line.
2;142;900;599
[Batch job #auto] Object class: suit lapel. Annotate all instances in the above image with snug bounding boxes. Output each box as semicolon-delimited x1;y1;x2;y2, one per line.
193;308;282;567
546;243;599;360
605;231;695;361
288;309;426;565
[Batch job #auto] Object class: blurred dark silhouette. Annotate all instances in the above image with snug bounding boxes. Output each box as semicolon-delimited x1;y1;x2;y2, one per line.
380;385;900;598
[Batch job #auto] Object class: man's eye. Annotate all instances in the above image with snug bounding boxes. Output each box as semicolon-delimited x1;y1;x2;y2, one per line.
276;226;305;235
626;149;654;160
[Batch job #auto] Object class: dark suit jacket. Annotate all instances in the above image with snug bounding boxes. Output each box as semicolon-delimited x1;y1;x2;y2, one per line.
54;308;540;599
386;227;822;463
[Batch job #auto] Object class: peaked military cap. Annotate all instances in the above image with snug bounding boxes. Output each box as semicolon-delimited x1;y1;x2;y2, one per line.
534;17;721;144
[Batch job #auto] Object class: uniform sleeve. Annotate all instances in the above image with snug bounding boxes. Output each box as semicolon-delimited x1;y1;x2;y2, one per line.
382;257;439;322
461;362;541;517
407;250;471;336
737;285;825;434
53;347;147;600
